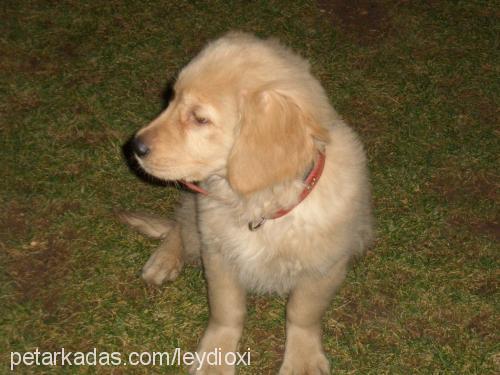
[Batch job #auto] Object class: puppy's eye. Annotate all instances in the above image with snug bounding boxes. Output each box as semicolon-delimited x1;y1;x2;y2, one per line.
193;113;210;125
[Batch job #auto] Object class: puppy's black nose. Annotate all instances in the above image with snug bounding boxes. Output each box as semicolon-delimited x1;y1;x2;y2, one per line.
132;137;150;158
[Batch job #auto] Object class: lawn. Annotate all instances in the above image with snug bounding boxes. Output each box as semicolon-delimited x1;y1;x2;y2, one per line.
1;0;498;373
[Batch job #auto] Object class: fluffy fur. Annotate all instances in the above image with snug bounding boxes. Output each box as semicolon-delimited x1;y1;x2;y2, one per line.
120;32;374;375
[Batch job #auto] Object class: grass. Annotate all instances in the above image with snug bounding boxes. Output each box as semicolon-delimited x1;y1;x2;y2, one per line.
1;0;498;373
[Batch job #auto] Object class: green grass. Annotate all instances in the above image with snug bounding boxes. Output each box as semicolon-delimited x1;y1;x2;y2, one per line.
1;0;498;373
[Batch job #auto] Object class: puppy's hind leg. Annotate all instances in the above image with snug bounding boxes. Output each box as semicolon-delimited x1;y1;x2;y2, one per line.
141;222;184;285
117;193;201;286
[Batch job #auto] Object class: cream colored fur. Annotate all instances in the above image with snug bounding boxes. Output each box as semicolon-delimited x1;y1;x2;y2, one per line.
120;32;374;375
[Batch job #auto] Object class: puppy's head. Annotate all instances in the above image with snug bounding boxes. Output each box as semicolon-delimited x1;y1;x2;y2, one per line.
133;33;330;195
132;70;239;182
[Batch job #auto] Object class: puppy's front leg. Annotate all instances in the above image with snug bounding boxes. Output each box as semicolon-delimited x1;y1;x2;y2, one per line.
279;256;349;375
191;252;246;375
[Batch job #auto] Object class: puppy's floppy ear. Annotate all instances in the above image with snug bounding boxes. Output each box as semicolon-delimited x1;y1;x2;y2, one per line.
227;90;329;196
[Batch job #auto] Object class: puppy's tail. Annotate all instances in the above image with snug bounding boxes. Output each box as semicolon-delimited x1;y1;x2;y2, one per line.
116;210;174;239
117;193;201;265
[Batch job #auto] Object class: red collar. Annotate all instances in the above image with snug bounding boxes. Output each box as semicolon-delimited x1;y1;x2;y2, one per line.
181;151;326;230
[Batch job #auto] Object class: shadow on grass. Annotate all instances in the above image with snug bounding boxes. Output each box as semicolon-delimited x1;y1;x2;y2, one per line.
121;78;182;190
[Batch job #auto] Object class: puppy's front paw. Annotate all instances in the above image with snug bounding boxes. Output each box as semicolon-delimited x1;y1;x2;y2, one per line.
278;352;330;375
190;364;233;375
189;326;240;375
279;329;330;375
142;246;184;286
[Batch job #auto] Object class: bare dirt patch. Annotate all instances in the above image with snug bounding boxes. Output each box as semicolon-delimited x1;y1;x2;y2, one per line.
2;197;87;321
2;47;65;78
467;311;497;339
431;168;497;204
334;285;396;330
0;202;29;243
448;213;500;243
6;231;74;309
467;217;498;242
0;199;82;243
468;271;499;298
317;0;392;44
0;90;42;130
47;124;126;148
430;168;499;241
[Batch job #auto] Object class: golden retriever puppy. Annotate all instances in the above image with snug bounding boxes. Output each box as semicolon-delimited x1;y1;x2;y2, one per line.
119;32;373;374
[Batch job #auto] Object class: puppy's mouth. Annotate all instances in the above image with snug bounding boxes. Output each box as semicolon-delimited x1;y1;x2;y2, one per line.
135;156;205;183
